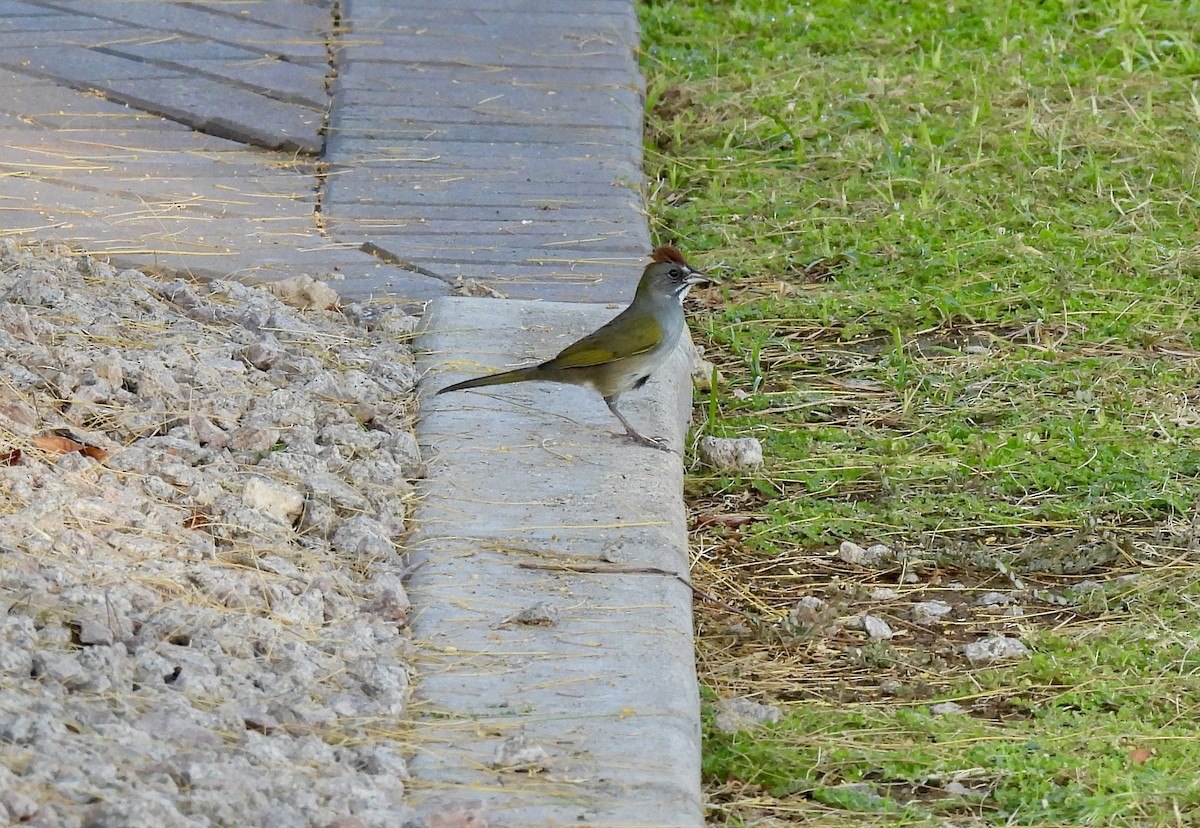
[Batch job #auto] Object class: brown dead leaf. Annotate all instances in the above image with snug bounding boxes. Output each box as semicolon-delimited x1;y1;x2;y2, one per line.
33;433;108;461
0;449;21;466
184;510;212;531
1128;747;1154;764
34;434;85;454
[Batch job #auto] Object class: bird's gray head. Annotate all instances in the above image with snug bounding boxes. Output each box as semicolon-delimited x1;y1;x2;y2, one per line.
638;245;708;303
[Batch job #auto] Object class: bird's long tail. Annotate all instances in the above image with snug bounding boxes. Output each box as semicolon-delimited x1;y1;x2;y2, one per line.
436;365;542;395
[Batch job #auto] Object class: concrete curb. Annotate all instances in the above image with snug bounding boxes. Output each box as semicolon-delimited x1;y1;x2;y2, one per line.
408;296;703;826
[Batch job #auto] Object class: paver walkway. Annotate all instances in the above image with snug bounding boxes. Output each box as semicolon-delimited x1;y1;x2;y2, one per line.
0;1;701;825
0;0;650;302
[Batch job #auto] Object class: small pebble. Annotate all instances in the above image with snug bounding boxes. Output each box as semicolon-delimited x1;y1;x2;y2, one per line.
267;274;341;310
713;696;783;733
861;614;893;641
788;596;832;630
911;600;953;624
242;476;305;524
944;781;986;799
492;732;550;771
838;540;892;567
823;783;885;807
691;352;722;389
501;602;559;627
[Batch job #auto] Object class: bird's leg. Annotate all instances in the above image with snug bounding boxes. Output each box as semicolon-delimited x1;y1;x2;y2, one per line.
605;396;672;452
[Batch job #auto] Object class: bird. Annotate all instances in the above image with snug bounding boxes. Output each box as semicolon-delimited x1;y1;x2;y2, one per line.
436;245;708;451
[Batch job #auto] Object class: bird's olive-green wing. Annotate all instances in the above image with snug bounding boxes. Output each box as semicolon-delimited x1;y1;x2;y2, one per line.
544;312;663;369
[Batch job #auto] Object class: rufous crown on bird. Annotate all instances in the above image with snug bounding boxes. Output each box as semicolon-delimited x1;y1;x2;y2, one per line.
650;244;689;266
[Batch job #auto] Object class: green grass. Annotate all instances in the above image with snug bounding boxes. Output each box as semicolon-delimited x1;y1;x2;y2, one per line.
640;0;1200;824
702;604;1200;823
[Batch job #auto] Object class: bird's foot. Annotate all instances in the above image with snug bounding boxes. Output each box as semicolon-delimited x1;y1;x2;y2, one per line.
607;402;675;452
624;431;674;453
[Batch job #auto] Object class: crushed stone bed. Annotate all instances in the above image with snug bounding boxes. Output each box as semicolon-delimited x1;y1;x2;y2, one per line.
0;240;420;827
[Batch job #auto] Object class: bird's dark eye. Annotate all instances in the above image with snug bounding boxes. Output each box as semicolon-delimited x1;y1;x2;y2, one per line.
668;267;682;279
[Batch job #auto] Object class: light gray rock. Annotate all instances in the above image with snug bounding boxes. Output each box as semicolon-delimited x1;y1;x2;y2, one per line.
229;424;282;452
698;436;764;471
333;516;400;566
368;359;420;395
268;274;341;310
379;430;425;479
690;350;720;390
944;780;987;799
2;790;40;821
501;601;560;627
713;697;783;733
963;636;1030;664
838;540;893;567
319;421;384;455
860;614;894;641
366;573;411;623
492;732;550;771
75;616;115;646
788;595;833;632
912;600;953;624
344;303;420;336
242;476;305;525
4;267;66;307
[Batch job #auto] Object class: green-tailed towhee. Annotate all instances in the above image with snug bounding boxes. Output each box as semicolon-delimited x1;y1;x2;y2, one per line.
436;245;708;450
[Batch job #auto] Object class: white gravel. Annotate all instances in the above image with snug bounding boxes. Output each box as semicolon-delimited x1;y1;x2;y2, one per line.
0;241;421;827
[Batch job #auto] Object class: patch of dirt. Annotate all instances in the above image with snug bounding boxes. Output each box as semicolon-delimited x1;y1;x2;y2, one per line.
688;508;1164;707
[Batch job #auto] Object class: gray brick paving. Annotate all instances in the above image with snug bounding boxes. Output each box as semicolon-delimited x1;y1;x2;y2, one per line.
335;92;642;130
325;221;642;241
0;47;188;82
355;0;633;15
0;1;704;823
0;124;246;152
328;174;645;199
96;44;330;109
0;9;119;32
324;195;640;215
0;0;654;301
332;60;642;91
0;50;324;153
37;0;331;63
331;120;636;147
345;40;636;71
